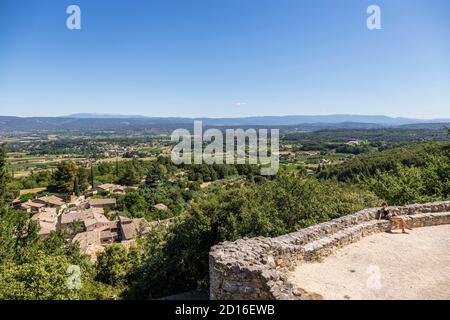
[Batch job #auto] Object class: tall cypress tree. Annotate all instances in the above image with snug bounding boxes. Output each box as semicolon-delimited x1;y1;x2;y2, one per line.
90;165;95;189
73;177;80;196
0;145;9;212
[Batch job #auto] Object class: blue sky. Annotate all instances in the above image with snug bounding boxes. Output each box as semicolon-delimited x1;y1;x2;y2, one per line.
0;0;449;118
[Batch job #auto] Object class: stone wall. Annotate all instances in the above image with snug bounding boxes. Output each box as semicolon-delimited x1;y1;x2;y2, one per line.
209;201;450;300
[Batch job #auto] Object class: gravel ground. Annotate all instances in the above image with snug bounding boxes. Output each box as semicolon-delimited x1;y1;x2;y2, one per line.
288;224;450;300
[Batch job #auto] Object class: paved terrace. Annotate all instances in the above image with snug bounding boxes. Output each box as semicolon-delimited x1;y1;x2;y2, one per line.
209;201;450;300
288;224;450;300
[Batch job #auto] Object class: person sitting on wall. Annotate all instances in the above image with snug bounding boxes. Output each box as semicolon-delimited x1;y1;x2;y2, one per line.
378;202;412;234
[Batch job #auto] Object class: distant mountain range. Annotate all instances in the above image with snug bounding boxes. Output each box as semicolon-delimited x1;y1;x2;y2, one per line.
0;114;448;134
63;113;450;125
63;113;149;119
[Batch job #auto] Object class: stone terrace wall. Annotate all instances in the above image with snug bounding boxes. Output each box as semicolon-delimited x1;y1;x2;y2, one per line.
209;201;450;300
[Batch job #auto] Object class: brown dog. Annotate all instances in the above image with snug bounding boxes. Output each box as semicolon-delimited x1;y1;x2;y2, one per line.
378;203;412;233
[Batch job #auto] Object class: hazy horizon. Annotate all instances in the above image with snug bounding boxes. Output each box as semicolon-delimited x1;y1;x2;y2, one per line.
1;112;450;121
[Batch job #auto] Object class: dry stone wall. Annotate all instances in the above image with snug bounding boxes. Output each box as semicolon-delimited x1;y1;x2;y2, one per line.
209;201;450;300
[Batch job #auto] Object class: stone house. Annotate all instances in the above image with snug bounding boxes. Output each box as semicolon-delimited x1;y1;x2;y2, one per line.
19;200;46;212
31;207;58;239
97;183;127;195
58;208;110;233
87;198;117;209
118;216;151;241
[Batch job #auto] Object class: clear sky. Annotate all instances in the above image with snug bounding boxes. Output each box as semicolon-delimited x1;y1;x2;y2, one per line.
0;0;449;118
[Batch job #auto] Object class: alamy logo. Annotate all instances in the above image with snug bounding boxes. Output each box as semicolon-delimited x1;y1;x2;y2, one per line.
366;265;382;290
66;265;82;290
64;5;379;31
171;121;279;175
367;5;382;30
66;5;81;30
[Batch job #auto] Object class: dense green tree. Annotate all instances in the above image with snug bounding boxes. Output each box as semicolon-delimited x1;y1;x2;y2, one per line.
0;254;79;300
52;161;78;193
317;142;449;182
97;162;113;175
119;161;143;186
0;251;115;300
96;244;130;286
16;170;52;191
120;189;148;215
146;163;168;187
363;155;450;205
66;220;85;236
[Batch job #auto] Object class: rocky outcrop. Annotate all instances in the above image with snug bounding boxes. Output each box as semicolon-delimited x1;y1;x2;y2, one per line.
209;201;450;300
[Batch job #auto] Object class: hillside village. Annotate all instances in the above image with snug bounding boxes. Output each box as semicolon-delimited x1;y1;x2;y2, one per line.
15;183;170;261
1;137;448;300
